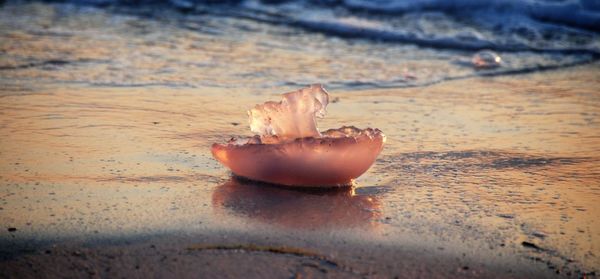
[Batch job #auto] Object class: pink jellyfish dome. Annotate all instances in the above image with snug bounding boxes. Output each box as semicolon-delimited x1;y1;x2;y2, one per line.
211;84;385;187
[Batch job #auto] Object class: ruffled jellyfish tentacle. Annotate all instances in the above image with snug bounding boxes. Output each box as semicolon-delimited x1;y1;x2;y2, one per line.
248;84;329;139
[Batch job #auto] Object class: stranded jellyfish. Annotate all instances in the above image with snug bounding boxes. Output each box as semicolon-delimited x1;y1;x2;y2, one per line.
211;84;385;187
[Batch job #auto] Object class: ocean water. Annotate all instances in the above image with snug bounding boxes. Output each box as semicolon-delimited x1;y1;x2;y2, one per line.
1;0;599;91
1;0;599;278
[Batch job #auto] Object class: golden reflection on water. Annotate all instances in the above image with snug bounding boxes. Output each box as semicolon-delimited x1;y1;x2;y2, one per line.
0;2;469;90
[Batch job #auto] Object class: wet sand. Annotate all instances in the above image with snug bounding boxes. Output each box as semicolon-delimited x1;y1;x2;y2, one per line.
1;62;599;277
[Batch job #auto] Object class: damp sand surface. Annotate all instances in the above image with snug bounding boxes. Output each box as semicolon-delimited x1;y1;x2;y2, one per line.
1;3;600;278
1;65;599;278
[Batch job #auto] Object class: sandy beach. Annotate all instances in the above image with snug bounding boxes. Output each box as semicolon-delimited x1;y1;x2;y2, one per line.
2;63;599;277
1;2;599;278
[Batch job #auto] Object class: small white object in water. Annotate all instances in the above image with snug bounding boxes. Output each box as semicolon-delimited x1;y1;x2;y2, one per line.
472;50;502;69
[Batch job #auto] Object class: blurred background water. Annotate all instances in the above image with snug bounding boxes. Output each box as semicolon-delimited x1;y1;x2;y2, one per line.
1;0;599;91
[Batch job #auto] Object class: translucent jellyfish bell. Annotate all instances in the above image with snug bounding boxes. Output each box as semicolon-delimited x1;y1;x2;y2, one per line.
211;84;385;187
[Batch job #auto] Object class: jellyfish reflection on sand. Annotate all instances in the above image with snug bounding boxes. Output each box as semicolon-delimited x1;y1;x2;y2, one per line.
212;177;381;229
211;84;385;187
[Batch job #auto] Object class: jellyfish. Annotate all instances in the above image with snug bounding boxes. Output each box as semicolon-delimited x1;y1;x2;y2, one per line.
211;84;385;187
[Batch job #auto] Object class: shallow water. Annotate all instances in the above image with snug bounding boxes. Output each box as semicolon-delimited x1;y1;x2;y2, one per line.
1;2;599;278
1;2;598;91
